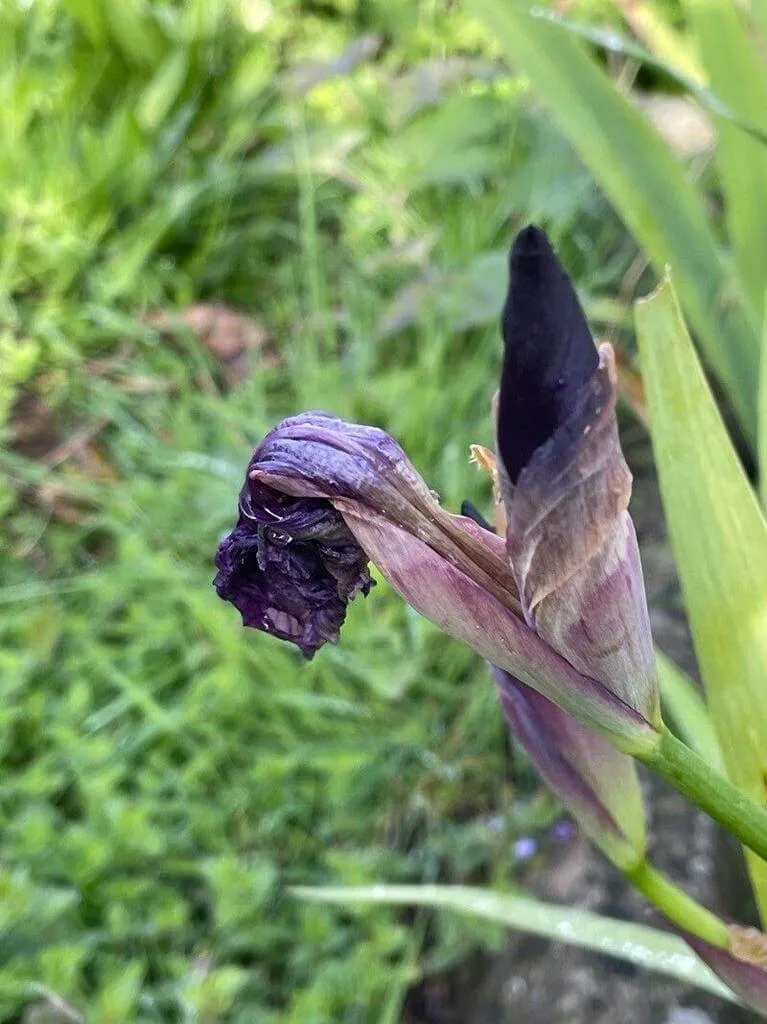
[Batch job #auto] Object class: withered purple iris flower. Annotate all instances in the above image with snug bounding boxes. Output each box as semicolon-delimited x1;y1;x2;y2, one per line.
213;226;659;755
215;228;767;1016
214;411;517;657
213;475;374;658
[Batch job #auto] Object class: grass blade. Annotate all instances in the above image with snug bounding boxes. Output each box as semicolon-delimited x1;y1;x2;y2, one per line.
681;0;767;319
636;276;767;923
469;0;760;441
761;299;767;508
292;884;736;1002
536;11;767;148
617;0;704;82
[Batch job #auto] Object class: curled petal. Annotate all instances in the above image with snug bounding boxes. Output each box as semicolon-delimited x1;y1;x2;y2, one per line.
493;667;645;868
215;411;519;656
249;411;520;613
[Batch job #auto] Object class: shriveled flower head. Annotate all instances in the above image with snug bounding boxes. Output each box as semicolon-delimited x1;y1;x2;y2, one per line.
214;472;374;658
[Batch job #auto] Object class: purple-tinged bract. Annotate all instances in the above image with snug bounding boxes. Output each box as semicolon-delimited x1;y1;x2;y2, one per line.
492;666;645;868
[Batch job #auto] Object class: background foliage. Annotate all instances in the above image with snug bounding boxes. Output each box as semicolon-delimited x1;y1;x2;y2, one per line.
0;0;735;1019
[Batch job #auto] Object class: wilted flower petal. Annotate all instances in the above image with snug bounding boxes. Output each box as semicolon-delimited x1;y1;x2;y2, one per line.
492;666;645;868
497;226;659;726
214;479;374;657
243;411;521;611
215;411;521;658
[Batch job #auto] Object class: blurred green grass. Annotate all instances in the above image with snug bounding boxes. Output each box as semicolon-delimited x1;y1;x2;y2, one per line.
0;1;638;1020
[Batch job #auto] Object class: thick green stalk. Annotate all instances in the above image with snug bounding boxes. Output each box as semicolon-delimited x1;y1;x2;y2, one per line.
641;725;767;863
623;861;729;948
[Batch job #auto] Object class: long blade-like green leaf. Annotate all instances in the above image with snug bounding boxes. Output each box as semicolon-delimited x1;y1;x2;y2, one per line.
468;0;760;441
761;300;767;508
534;11;767;148
292;884;736;1002
618;0;704;82
636;276;767;923
750;1;767;52
681;0;767;320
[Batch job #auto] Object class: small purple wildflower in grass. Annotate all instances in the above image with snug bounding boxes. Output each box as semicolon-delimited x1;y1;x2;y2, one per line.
513;836;537;861
551;820;577;843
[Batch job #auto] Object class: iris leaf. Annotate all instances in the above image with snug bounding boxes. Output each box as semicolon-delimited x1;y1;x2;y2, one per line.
534;9;767;150
679;0;767;320
761;300;767;508
636;275;767;924
292;884;736;1002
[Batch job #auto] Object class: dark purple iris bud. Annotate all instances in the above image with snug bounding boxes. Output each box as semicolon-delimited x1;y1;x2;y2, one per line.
496;226;660;729
214;478;374;658
498;224;598;484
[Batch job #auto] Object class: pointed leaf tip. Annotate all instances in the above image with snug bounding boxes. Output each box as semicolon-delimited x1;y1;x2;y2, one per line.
635;271;673;311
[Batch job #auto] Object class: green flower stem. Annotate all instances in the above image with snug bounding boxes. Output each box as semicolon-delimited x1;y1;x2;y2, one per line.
623;861;729;948
641;724;767;862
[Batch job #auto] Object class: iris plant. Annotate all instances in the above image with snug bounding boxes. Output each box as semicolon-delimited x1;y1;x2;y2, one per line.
215;226;767;1014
